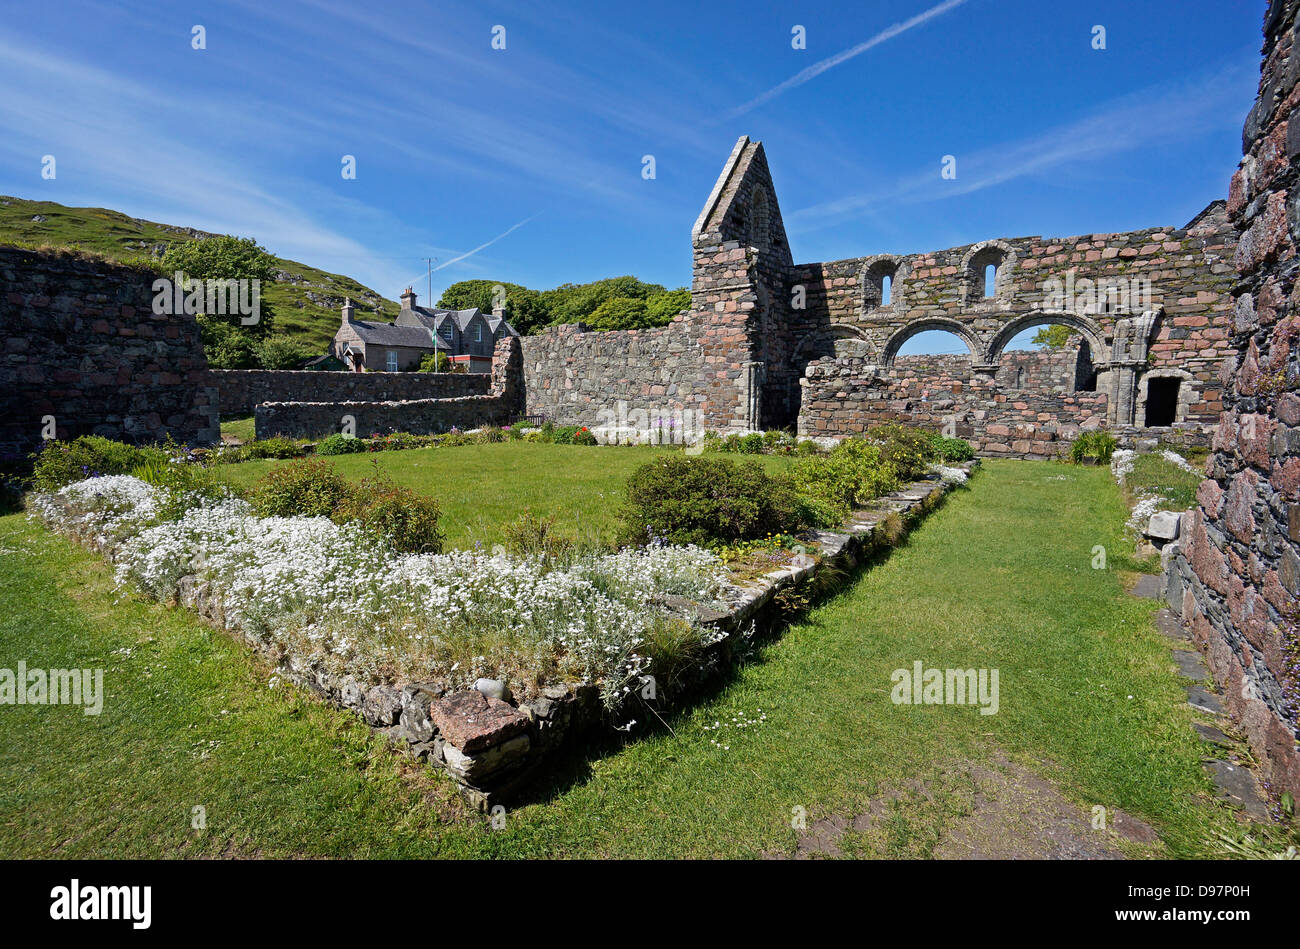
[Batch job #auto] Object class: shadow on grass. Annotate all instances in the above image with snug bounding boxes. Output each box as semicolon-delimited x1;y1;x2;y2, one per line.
500;480;970;810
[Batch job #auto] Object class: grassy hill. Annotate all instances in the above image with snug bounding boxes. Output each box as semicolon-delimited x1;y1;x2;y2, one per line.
0;196;398;354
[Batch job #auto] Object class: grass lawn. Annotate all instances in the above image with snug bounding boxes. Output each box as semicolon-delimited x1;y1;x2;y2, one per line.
214;442;799;549
0;459;1269;858
1122;452;1205;512
219;415;255;444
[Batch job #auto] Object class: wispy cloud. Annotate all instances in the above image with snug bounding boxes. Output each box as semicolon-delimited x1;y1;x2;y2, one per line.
724;0;970;120
787;60;1254;231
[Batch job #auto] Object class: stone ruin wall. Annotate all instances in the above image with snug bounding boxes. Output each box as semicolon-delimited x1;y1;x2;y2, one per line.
213;367;489;418
799;348;1109;459
254;336;523;439
1164;0;1300;798
0;246;217;462
784;210;1236;446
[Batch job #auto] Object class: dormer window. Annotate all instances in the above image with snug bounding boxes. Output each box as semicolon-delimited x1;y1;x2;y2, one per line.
474;324;483;342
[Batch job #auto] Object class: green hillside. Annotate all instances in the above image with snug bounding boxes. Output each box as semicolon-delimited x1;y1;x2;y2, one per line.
0;195;397;354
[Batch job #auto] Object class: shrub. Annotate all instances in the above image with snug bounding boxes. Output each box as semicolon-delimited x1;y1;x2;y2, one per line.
1070;431;1118;464
619;455;800;547
738;432;765;454
316;434;366;455
30;436;167;493
335;475;444;554
572;426;598;446
930;434;975;463
791;437;900;526
241;437;305;460
502;510;575;561
863;424;937;482
477;427;507;444
250;459;354;518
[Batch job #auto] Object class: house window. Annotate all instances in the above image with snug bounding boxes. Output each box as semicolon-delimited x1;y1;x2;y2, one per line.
386;351;398;372
441;325;453;340
474;324;483;342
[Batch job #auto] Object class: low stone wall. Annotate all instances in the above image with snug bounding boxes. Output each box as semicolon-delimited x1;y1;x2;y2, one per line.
254;336;523;439
797;355;1109;459
0;246;218;459
212;368;488;417
172;459;976;808
255;393;516;439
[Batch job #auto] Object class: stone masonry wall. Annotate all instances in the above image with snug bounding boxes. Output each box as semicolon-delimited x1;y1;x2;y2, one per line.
0;246;218;460
212;368;488;418
1164;0;1300;799
799;353;1109;459
255;336;523;439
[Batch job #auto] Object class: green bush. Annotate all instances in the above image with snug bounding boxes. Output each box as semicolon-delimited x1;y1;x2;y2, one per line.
335;475;444;554
863;424;938;482
572;426;598;446
1070;431;1118;464
241;437;305;460
930;434;975;463
738;432;765;454
792;438;900;526
30;436;167;492
502;510;574;560
619;455;800;547
316;434;366;455
250;459;354;518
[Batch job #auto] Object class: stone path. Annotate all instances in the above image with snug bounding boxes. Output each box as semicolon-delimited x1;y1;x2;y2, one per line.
1149;602;1271;821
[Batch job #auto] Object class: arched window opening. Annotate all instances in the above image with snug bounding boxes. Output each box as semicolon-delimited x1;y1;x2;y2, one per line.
984;264;997;298
999;322;1094;393
881;274;892;306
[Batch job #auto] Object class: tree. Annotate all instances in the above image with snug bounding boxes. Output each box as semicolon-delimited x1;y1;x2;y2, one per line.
255;336;308;369
543;276;665;326
162;235;281;368
1031;324;1077;349
644;288;692;324
417;351;464;373
586;296;655;331
437;280;551;336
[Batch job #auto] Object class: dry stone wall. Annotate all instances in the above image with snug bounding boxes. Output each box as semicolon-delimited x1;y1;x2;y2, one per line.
213;368;488;417
1163;0;1300;799
254;336;522;439
0;246;217;461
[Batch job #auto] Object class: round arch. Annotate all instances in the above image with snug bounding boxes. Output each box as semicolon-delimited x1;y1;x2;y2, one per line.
983;311;1109;364
793;323;875;363
881;318;981;366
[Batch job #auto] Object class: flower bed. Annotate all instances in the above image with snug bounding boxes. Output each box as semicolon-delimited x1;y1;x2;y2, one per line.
29;455;977;806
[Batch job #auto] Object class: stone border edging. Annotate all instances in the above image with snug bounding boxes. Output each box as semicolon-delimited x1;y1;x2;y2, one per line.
127;459;980;810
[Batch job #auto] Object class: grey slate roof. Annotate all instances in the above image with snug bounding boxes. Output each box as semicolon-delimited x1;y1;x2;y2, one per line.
401;304;519;338
347;319;437;348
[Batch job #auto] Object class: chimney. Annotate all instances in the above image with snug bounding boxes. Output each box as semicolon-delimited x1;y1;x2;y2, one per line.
492;300;505;319
401;287;417;310
341;297;355;323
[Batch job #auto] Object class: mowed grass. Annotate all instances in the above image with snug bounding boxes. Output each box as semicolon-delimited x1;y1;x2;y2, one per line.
215;442;798;549
0;460;1255;858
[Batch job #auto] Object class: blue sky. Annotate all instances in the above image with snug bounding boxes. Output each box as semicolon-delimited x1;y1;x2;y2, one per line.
0;0;1265;352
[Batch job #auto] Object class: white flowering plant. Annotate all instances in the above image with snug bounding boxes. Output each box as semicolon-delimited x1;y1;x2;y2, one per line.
31;475;733;709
